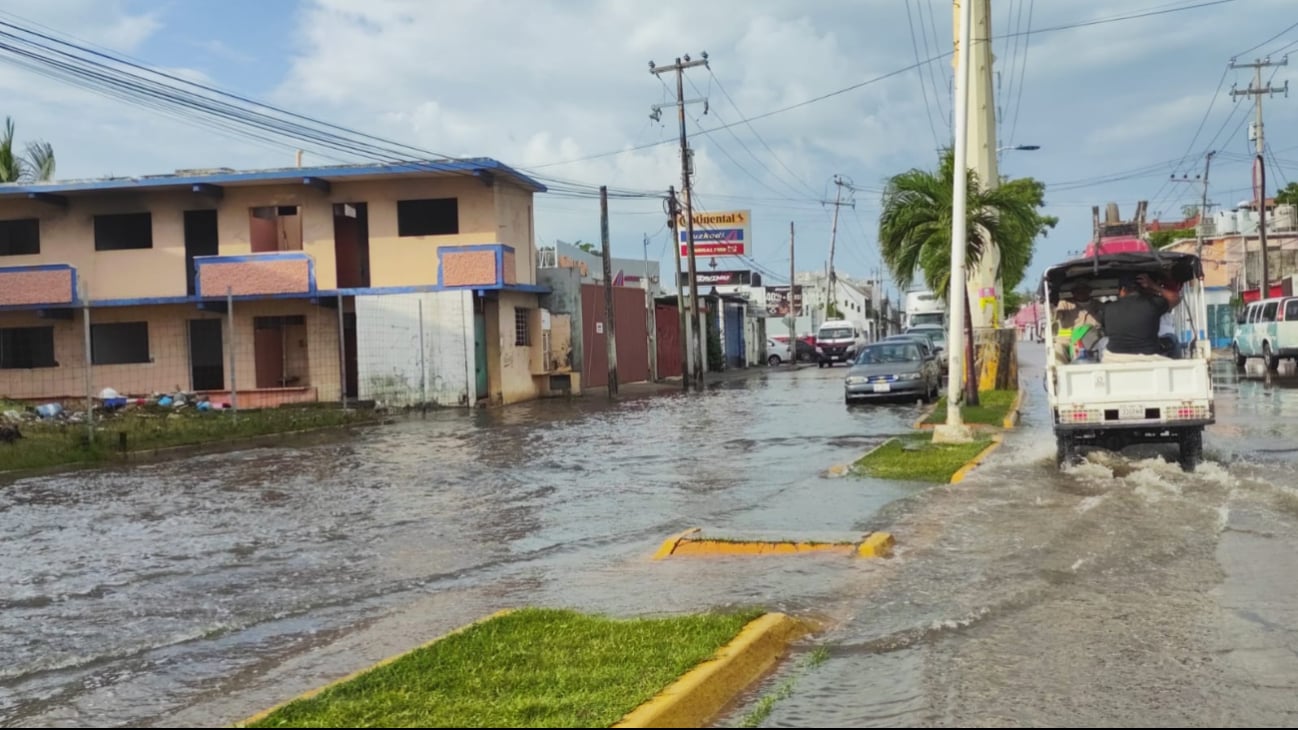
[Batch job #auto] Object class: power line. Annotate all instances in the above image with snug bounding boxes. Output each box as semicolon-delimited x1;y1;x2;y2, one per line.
705;69;823;200
1006;0;1036;148
904;0;942;150
1232;19;1298;60
918;0;950;130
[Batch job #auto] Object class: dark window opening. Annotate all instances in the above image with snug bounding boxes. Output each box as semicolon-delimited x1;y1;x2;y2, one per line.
91;322;150;365
0;218;40;256
397;198;459;237
515;308;530;346
1286;300;1298;321
0;326;55;368
95;213;153;251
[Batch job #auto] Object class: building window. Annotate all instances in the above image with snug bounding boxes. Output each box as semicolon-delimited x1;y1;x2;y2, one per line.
515;308;530;346
91;322;150;364
0;218;40;255
94;212;153;251
0;326;55;368
397;198;459;236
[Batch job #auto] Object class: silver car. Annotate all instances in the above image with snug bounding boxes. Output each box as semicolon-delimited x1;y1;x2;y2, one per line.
843;341;941;404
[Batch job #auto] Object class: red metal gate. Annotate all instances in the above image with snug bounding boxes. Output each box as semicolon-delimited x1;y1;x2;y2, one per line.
582;284;650;388
655;302;682;379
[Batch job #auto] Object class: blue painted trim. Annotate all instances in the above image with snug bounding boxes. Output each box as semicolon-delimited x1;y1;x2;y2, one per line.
193;251;317;299
0;158;547;199
0;263;77;306
0;280;550;312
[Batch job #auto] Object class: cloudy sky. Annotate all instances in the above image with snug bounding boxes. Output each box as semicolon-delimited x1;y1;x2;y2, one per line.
1;0;1296;302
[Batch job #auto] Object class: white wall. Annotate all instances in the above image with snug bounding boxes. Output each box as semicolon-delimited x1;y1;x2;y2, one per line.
355;291;474;407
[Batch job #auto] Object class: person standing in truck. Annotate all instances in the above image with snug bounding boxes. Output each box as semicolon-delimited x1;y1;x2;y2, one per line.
1099;272;1181;362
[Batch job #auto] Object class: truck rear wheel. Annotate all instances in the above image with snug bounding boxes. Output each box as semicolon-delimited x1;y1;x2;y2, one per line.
1055;434;1077;469
1178;429;1203;473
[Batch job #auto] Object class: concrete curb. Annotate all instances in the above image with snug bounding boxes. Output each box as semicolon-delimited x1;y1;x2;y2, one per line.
235;609;515;728
912;405;938;430
613;612;814;728
949;434;1004;484
1001;387;1026;429
852;437;899;469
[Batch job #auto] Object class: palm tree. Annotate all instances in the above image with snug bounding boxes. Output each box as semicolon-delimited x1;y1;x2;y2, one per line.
879;148;1056;403
0;117;56;183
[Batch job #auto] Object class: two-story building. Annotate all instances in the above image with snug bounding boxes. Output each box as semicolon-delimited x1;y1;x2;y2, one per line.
0;158;569;409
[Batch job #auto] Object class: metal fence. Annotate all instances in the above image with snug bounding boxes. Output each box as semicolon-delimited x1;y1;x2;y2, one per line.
0;285;481;448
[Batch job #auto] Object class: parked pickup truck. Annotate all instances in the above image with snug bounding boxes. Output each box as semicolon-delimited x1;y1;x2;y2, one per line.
1042;251;1214;472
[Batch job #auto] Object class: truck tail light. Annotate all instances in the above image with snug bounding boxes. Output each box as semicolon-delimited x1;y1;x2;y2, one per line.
1171;404;1210;420
1060;407;1100;424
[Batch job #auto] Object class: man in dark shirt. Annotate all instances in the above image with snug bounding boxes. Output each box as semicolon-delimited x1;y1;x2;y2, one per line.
1100;272;1181;359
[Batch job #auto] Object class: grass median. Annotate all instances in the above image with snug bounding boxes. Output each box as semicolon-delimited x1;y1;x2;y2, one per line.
0;405;381;474
922;388;1017;426
244;607;764;729
854;435;994;483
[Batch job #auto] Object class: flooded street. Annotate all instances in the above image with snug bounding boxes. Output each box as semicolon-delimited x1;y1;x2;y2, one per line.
722;346;1298;727
6;346;1298;728
1;366;926;728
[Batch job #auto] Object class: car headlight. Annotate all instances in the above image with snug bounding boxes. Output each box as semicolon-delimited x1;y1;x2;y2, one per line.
845;376;867;385
898;372;921;380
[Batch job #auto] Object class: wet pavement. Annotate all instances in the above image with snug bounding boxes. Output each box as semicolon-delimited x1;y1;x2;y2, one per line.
0;363;927;728
5;347;1298;728
718;346;1298;727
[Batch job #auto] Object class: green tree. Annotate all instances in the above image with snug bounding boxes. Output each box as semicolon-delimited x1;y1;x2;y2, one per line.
573;240;598;254
878;148;1056;403
0;117;55;183
1275;181;1298;207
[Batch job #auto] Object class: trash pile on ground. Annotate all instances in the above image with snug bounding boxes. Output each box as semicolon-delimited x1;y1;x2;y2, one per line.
1;387;235;425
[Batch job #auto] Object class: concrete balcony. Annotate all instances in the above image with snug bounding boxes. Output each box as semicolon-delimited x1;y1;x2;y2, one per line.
194;252;316;299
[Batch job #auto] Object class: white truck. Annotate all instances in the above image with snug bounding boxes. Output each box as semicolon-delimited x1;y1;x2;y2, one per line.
904;289;946;329
1042;251;1214;472
815;319;867;367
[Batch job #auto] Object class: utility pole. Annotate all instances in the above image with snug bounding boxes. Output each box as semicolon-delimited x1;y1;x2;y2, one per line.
958;0;1002;328
1196;151;1215;263
788;221;796;365
651;53;709;389
644;232;658;382
667;186;690;389
600;186;618;397
823;175;855;319
1231;56;1289;297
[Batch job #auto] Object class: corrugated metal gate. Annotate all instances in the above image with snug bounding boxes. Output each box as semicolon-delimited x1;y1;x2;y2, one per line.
581;284;650;388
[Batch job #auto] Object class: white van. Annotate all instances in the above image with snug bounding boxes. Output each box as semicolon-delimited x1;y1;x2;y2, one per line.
815;319;867;367
1232;296;1298;371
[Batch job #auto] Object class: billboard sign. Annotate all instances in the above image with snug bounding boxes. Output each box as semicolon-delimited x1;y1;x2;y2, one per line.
678;269;751;287
764;286;804;317
677;209;750;257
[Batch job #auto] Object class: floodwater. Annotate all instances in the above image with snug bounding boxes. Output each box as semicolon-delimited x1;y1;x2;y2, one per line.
719;346;1298;727
0;365;929;728
6;346;1298;728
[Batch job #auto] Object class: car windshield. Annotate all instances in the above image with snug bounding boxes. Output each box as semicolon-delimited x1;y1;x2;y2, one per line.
819;328;853;339
910;313;944;326
856;344;919;364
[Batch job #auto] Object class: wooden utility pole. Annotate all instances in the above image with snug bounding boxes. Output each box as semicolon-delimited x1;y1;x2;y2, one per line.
643;232;658;382
1196;151;1215;263
823;175;854;318
651;53;709;389
788;221;797;365
1231;57;1289;296
600;186;618;397
666;187;690;389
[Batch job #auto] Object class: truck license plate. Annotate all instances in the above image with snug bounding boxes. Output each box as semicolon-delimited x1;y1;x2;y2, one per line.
1119;405;1145;420
873;383;891;393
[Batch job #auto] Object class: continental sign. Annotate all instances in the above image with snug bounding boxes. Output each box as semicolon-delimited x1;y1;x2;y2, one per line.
677;209;751;257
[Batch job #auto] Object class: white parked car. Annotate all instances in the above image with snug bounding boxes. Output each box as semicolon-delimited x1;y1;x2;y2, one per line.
766;338;793;366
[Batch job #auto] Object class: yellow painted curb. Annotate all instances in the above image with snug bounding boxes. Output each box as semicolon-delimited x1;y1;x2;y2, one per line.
613;612;814;728
235;609;515;728
652;527;702;560
654;529;895;560
949;435;1004;484
857;531;895;558
1001;387;1025;429
913;404;938;430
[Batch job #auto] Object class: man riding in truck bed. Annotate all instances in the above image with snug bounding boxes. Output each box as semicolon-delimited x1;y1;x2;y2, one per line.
1053;282;1101;363
1099;272;1181;362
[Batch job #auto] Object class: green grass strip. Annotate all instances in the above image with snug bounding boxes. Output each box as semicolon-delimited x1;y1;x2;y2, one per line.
854;436;994;483
923;389;1017;426
0;407;376;473
247;607;764;729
